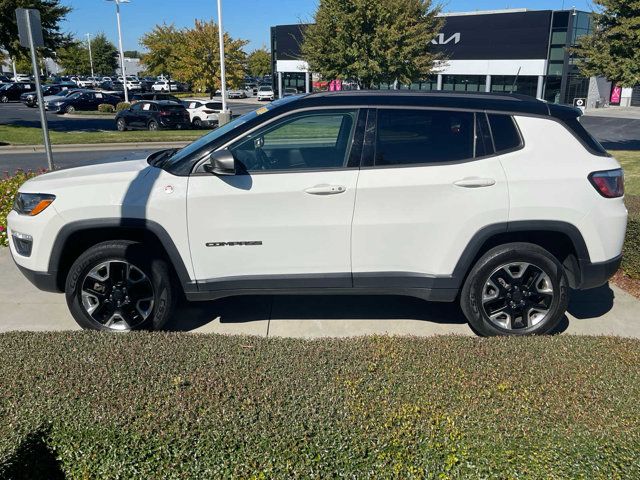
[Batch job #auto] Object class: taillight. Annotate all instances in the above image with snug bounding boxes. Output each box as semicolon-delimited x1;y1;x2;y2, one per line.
589;169;624;198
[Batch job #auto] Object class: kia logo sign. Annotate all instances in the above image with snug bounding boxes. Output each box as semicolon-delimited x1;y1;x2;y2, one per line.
431;33;461;45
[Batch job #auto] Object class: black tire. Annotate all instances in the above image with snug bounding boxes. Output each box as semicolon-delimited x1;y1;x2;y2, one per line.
192;117;202;128
116;118;127;131
460;242;568;337
65;241;175;331
65;104;75;114
148;120;158;131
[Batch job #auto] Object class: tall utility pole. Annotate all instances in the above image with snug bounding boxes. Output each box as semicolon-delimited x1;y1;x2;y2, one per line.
217;0;228;114
86;33;95;78
107;0;130;103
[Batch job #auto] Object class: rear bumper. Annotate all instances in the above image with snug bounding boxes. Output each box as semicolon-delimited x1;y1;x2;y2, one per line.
577;254;622;290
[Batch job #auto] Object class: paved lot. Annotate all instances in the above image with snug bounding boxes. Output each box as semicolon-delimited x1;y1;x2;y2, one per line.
1;248;639;338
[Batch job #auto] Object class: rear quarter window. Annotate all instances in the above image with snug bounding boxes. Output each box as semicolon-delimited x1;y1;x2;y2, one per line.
488;114;522;153
562;117;609;156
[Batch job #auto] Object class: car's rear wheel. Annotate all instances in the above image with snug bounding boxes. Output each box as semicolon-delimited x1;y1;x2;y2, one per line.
192;117;202;128
460;243;568;336
116;118;127;131
65;241;175;331
148;120;158;131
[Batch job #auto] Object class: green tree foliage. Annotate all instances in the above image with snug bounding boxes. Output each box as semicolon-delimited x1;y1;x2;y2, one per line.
173;20;247;94
140;23;184;77
56;40;90;75
123;50;140;58
573;1;640;87
0;0;71;58
302;0;443;88
90;33;118;76
247;47;271;77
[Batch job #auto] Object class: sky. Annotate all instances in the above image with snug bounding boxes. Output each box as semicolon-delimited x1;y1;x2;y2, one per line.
61;0;596;53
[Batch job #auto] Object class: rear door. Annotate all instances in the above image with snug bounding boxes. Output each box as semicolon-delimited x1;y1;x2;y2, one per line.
351;108;509;289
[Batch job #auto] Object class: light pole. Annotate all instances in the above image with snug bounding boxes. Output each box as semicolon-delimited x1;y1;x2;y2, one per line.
86;33;94;78
107;0;129;103
217;0;228;114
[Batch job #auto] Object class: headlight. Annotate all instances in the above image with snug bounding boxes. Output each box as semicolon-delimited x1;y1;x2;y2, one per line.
13;193;56;216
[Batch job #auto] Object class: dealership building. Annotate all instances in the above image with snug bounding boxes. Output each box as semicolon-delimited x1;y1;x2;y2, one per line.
270;8;638;107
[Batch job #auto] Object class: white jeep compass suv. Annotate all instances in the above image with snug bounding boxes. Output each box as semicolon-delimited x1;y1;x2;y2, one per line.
7;92;627;336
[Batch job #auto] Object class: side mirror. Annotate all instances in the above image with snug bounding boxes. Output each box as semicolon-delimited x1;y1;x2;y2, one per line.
205;148;236;175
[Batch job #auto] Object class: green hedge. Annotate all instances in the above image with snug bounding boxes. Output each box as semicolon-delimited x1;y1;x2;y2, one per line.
623;195;640;279
115;102;130;112
97;103;115;113
1;333;639;478
0;170;41;247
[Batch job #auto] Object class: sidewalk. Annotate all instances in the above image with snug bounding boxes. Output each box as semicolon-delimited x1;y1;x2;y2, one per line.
0;141;190;154
584;106;640;120
2;248;639;338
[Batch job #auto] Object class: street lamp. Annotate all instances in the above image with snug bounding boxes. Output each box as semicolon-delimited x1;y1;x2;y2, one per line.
106;0;130;103
86;33;94;78
217;0;228;114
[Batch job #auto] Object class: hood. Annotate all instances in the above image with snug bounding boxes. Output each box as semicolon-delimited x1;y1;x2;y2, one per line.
19;159;152;193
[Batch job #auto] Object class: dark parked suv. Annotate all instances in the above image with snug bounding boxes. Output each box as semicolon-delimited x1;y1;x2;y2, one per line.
0;82;36;102
115;100;191;131
20;84;68;107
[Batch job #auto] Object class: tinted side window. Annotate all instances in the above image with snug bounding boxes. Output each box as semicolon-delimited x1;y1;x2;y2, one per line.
229;110;357;172
488;114;522;153
375;109;474;166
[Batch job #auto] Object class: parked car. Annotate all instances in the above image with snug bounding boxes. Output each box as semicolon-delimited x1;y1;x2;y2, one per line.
7;91;627;334
97;81;125;100
139;78;156;92
45;90;120;114
0;82;36;102
115;100;191;131
101;76;113;83
228;88;247;99
151;80;179;92
11;73;32;82
182;99;222;128
20;84;67;107
124;78;142;91
77;77;101;88
0;74;11;83
244;83;258;95
283;87;299;97
41;88;86;106
131;92;181;104
257;85;275;101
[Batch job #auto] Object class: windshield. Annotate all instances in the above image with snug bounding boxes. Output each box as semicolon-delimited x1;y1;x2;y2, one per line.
259;86;271;91
65;92;82;100
160;96;300;172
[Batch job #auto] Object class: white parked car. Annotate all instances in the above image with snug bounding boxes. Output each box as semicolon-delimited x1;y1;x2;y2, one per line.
101;76;113;83
77;77;100;88
8;92;626;335
12;73;32;82
182;99;222;128
152;80;179;92
257;85;275;101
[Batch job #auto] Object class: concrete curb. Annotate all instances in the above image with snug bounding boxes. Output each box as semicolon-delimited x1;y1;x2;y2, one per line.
0;141;190;154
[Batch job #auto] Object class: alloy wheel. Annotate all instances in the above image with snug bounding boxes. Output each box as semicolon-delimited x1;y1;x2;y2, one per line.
1;96;8;103
480;262;554;330
80;260;155;331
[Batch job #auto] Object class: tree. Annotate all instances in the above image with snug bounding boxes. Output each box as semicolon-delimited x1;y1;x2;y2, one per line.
0;0;71;59
90;33;118;75
247;47;271;77
302;0;443;89
173;20;247;95
140;23;184;78
56;40;90;75
572;1;640;87
123;50;141;58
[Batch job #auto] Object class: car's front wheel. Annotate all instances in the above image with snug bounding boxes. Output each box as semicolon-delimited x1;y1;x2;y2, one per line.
65;105;75;114
192;117;202;128
116;118;127;131
1;95;9;103
460;243;568;336
65;241;175;331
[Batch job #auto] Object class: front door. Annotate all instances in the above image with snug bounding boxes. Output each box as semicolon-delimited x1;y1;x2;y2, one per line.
351;108;510;289
187;108;363;290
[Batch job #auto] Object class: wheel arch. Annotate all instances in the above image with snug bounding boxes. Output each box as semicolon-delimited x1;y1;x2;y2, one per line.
49;219;194;294
453;221;589;290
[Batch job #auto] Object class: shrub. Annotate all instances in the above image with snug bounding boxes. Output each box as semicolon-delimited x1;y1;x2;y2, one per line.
97;103;115;113
622;195;640;279
115;102;130;112
1;333;640;479
0;170;42;247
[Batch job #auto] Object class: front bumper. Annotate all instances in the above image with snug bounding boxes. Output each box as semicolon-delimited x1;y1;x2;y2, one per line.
577;255;622;290
13;260;60;292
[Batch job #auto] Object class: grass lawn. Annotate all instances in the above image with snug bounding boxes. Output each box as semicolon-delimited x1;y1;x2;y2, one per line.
1;333;639;478
0;125;205;146
613;150;640;196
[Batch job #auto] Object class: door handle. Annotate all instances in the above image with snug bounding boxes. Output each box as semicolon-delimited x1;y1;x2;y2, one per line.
304;184;347;195
453;177;496;188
